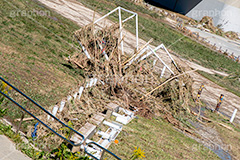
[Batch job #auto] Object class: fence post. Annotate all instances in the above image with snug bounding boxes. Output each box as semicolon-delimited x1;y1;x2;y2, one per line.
100;150;106;160
195;84;204;102
16;111;25;134
230;109;238;123
215;94;224;112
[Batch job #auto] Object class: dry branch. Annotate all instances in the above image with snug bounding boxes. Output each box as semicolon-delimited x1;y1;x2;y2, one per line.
140;69;197;100
122;38;153;65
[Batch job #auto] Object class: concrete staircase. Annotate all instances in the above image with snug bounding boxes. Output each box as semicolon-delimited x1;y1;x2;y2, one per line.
70;103;137;159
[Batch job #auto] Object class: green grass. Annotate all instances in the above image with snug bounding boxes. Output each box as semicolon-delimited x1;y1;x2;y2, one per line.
204;109;240;159
0;0;83;109
198;71;240;97
77;0;240;96
0;0;238;159
108;117;219;159
0;122;90;160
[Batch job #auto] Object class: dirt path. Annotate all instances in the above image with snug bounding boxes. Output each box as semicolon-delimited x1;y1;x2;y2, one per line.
38;0;147;54
38;0;240;123
177;58;240;122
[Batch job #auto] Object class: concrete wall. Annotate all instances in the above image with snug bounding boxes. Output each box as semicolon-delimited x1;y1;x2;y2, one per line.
145;0;202;14
186;0;240;33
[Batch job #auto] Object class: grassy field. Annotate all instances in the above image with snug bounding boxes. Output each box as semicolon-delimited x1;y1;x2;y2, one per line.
0;0;83;110
107;107;240;159
198;71;240;97
204;109;240;159
108;116;219;159
78;0;240;97
0;0;239;115
0;0;239;159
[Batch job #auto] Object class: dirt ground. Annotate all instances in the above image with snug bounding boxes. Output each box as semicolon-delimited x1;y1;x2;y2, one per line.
38;0;240;124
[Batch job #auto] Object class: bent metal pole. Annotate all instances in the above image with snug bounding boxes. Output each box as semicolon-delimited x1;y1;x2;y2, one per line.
195;84;204;102
215;94;224;112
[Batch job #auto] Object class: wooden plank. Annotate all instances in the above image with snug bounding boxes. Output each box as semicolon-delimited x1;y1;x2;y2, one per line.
14;117;35;122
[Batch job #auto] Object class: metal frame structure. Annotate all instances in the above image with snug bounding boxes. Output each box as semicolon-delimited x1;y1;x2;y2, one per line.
125;43;179;78
93;6;138;55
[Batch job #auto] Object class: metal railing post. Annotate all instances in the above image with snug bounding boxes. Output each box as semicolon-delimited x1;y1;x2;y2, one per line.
0;77;85;146
119;7;124;55
16;111;25;134
195;84;204;102
215;94;224;112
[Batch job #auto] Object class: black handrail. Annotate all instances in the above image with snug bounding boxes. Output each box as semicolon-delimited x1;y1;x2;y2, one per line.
0;76;122;160
84;141;121;160
0;76;85;146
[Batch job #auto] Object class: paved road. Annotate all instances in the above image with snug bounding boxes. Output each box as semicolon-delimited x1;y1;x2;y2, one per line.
187;26;240;57
0;135;31;160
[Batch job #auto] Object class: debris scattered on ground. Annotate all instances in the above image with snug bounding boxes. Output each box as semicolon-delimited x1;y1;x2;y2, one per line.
25;16;202;151
225;31;240;40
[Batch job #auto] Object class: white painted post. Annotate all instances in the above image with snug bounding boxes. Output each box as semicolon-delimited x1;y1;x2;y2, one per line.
230;109;238;123
89;78;94;87
134;47;148;62
162;44;179;71
119;8;124;55
85;82;89;88
81;45;91;59
78;86;84;100
102;50;109;60
92;7;138;55
98;41;109;61
67;95;72;102
51;105;58;121
160;66;166;78
122;14;135;23
120;7;138;15
153;59;157;66
136;13;138;51
93;78;98;86
73;92;78;99
74;36;91;59
99;80;105;85
59;101;66;112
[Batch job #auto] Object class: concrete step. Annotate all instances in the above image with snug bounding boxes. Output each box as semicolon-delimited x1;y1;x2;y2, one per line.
105;103;119;119
79;122;97;140
71;123;97;152
89;113;105;126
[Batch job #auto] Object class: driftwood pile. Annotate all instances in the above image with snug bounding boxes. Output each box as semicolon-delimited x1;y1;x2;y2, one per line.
68;23;196;121
29;23;197;151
